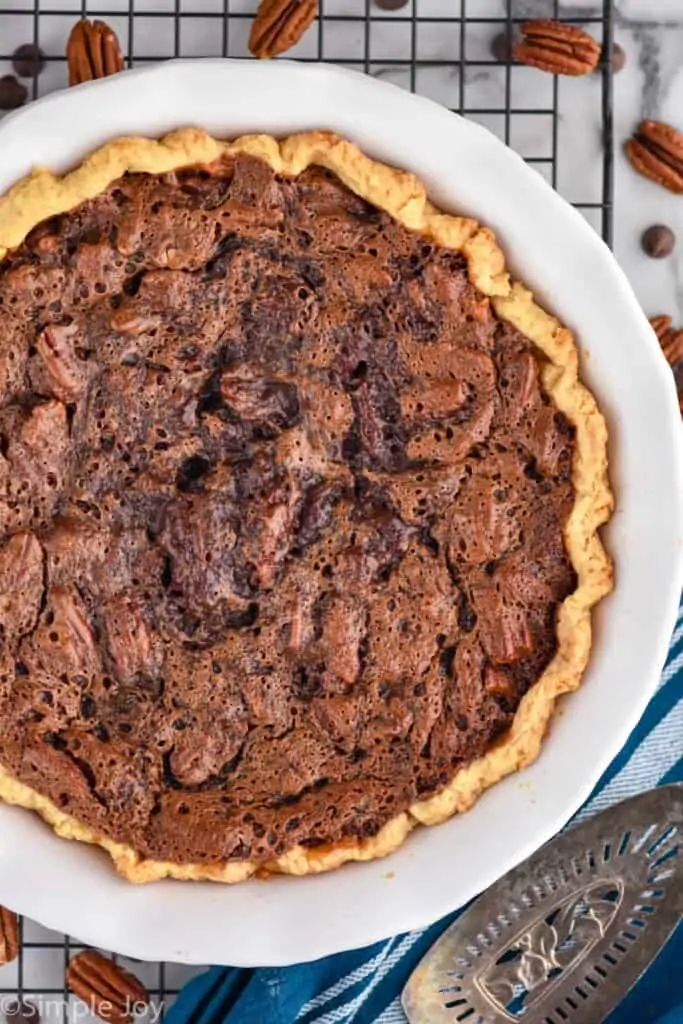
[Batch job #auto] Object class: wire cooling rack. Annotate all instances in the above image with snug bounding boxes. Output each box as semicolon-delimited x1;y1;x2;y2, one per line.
0;0;615;239
0;0;615;1018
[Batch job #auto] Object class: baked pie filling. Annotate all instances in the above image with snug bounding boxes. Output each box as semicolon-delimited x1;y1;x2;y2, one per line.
0;132;612;880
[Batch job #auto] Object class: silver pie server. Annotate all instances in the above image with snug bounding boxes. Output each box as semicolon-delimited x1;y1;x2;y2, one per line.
402;784;683;1024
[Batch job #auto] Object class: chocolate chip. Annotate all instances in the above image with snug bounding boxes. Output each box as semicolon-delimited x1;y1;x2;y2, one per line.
490;31;514;62
524;458;544;482
224;602;260;630
80;696;96;719
161;555;173;588
0;75;28;111
43;731;66;750
350;359;368;384
553;411;574;436
5;1001;40;1024
359;818;379;837
604;41;626;73
439;645;456;677
12;44;46;78
374;0;408;8
458;596;477;633
641;224;676;259
176;454;212;492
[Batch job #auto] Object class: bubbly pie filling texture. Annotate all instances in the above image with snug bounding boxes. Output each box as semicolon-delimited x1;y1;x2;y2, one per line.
0;154;576;865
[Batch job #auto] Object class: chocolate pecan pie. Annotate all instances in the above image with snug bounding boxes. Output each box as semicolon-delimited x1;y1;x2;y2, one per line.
0;132;612;882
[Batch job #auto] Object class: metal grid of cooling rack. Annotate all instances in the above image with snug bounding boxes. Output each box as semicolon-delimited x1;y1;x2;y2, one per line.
0;0;615;1017
0;0;615;240
0;919;203;1021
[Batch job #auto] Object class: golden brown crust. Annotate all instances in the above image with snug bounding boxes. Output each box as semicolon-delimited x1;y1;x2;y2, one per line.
0;129;613;883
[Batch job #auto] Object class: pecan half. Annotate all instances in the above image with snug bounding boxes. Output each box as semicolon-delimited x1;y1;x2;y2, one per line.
650;315;683;367
664;331;683;368
67;19;124;86
625;121;683;194
0;906;19;966
649;314;672;344
67;951;148;1024
514;20;600;76
650;315;683;414
249;0;318;59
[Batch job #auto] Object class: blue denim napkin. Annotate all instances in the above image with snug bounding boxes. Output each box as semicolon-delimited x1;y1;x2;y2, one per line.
166;600;683;1024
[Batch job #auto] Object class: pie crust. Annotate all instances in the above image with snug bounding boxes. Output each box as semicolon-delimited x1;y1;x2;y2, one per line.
0;130;613;882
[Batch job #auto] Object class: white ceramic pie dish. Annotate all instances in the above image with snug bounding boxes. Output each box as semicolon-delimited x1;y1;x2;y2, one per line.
0;59;681;967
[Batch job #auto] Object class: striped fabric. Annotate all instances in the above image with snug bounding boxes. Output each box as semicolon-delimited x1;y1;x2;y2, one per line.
167;601;683;1024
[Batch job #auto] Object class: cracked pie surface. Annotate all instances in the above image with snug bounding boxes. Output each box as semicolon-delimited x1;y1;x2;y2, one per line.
0;131;612;882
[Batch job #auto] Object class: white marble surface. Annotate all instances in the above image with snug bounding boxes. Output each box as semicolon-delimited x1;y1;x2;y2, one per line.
610;0;683;322
0;0;680;1005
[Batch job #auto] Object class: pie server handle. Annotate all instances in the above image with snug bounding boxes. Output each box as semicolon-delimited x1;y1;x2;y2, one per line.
402;783;683;1024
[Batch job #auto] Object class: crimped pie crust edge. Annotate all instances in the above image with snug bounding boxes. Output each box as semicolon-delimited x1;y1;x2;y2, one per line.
0;129;614;883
